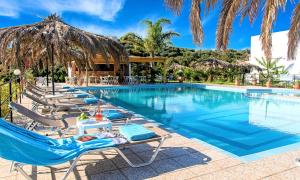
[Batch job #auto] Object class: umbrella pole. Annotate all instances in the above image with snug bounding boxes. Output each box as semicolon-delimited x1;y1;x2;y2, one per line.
86;63;88;87
51;44;55;95
46;58;49;87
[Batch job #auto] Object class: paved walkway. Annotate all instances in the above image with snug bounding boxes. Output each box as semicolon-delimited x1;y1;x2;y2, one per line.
1;86;300;180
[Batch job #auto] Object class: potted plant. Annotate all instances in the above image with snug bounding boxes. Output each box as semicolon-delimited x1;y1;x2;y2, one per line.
294;80;300;89
252;78;257;86
251;75;257;86
235;75;241;86
266;78;272;88
176;70;184;83
79;77;84;86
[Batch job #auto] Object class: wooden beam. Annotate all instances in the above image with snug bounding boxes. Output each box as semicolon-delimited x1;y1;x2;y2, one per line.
93;55;166;64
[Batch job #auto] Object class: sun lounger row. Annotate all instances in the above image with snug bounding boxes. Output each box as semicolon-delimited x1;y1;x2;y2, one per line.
2;82;171;179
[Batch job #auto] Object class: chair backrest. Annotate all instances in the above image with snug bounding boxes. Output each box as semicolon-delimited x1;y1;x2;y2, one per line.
27;82;42;91
23;91;48;106
26;87;44;98
0;118;79;166
9;102;65;128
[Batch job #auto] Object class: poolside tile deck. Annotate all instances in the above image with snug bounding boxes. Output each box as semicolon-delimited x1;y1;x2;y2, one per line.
2;91;300;180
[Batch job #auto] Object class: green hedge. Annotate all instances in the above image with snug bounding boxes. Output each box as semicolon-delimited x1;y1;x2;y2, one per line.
0;82;20;117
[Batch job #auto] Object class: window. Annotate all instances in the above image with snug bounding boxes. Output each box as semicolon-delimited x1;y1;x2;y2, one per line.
94;64;114;71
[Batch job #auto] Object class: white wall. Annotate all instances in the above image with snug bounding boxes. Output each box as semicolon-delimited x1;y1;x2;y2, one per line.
250;30;300;74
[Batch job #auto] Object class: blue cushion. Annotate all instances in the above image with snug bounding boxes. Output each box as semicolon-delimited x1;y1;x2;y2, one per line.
67;88;78;92
102;110;128;120
83;97;99;104
119;124;156;141
74;93;90;98
62;85;70;89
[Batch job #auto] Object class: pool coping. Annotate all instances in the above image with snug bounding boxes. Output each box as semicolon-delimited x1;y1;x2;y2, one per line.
79;83;300;162
78;82;300;94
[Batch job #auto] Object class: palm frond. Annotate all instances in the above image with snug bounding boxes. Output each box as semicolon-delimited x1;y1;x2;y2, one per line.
204;0;219;14
141;19;153;28
260;0;286;59
0;14;128;71
288;2;300;60
164;0;184;15
216;0;241;50
155;18;172;26
161;31;180;40
190;0;204;45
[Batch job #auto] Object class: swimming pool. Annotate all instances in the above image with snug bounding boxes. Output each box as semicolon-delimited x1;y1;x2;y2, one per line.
86;84;300;161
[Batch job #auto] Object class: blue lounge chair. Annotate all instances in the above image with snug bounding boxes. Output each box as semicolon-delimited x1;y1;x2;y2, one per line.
23;91;101;115
0;118;170;180
9;102;132;137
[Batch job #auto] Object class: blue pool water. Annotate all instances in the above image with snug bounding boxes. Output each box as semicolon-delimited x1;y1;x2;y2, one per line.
88;85;300;160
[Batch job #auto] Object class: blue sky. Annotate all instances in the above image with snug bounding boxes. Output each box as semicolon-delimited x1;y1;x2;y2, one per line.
0;0;296;50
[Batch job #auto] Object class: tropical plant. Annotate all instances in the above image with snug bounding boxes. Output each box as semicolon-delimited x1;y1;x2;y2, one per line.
0;82;20;117
24;69;35;83
256;57;284;81
120;18;179;57
175;69;183;76
164;0;299;59
120;33;148;56
143;18;180;57
184;68;192;81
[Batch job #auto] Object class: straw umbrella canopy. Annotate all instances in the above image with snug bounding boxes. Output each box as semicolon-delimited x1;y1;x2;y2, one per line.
234;61;262;73
191;59;231;71
0;14;128;93
168;63;188;71
190;59;231;81
232;61;262;84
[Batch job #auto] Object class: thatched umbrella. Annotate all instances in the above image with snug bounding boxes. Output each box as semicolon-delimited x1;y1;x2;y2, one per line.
0;14;128;94
168;63;187;71
234;61;262;73
233;61;262;84
191;59;231;71
191;59;231;82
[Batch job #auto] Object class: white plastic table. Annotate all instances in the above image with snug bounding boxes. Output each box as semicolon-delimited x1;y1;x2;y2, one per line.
76;119;112;136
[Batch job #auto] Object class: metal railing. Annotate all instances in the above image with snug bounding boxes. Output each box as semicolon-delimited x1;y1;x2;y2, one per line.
0;76;23;122
244;73;300;86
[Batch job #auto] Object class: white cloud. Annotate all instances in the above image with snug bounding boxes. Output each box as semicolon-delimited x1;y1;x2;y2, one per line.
0;0;19;17
72;15;179;38
0;0;125;21
74;23;147;38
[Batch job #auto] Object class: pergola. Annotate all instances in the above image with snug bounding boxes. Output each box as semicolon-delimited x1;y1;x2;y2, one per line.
69;56;167;79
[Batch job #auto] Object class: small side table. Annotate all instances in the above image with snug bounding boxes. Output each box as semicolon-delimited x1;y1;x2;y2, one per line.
76;119;112;136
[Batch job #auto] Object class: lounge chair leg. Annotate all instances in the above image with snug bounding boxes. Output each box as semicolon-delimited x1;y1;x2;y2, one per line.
62;157;80;180
58;126;76;138
25;121;39;131
115;136;167;168
10;161;15;173
14;163;32;180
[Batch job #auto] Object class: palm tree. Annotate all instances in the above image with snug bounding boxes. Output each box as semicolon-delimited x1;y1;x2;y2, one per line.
256;57;284;81
143;18;180;57
120;18;179;57
164;0;299;59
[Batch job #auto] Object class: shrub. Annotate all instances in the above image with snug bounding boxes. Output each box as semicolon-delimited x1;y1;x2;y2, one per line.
184;68;192;81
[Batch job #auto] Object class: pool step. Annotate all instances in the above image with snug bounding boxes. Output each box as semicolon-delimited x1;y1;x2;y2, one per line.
174;118;297;150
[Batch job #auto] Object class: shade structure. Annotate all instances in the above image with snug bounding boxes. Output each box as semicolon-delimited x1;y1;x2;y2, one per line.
234;61;262;73
0;14;128;93
191;59;231;71
168;63;187;71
